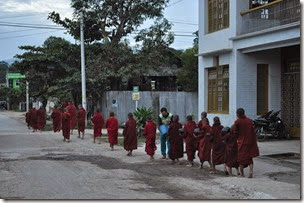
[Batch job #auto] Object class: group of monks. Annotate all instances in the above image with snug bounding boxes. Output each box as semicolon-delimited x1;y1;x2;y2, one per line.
163;108;260;178
25;102;259;178
25;106;46;132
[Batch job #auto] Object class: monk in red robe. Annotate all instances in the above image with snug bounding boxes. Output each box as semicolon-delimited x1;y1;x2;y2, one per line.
168;115;183;164
77;105;86;139
143;116;157;160
210;116;225;174
197;112;208;150
183;115;197;167
67;102;77;134
196;118;213;170
37;106;46;132
30;107;38;132
61;100;69;112
234;108;259;178
92;109;104;144
25;110;31;129
222;125;239;176
62;108;71;142
106;112;119;151
123;113;137;156
51;106;61;132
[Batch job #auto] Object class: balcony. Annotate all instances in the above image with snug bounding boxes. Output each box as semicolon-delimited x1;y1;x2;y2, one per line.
239;0;300;35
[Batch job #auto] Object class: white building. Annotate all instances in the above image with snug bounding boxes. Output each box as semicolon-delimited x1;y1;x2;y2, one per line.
198;0;300;136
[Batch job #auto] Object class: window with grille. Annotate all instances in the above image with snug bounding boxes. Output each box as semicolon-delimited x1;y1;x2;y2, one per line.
208;0;229;33
208;65;229;114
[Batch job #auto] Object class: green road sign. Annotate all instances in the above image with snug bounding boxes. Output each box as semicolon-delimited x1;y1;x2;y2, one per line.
133;86;139;92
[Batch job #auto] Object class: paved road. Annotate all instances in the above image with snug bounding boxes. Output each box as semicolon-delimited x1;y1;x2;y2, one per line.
0;111;300;199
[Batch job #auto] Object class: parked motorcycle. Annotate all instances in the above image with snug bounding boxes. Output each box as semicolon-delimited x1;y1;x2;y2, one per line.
253;110;290;141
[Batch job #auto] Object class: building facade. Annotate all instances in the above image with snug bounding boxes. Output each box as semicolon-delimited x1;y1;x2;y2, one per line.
198;0;300;136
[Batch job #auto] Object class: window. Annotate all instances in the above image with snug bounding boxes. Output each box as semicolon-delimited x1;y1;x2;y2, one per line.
15;79;20;87
208;65;229;114
257;64;268;115
208;0;229;33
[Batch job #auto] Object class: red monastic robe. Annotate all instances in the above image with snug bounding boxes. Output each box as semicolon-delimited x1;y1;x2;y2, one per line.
30;108;38;130
197;124;213;162
183;121;197;162
62;112;71;140
106;117;118;145
61;101;69;112
123;118;138;151
92;112;104;137
211;124;225;166
143;120;157;156
234;115;259;166
77;107;86;133
222;127;239;168
37;108;46;130
67;103;77;129
25;111;31;127
51;108;61;132
168;121;183;160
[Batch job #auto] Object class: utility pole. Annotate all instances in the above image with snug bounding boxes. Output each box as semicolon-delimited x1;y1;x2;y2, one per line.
80;11;87;111
80;11;88;125
26;81;29;112
6;69;9;110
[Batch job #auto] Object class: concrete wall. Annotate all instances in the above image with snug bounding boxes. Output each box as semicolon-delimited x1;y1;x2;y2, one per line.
100;91;198;125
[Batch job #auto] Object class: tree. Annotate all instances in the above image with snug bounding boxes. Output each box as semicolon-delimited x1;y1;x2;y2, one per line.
0;61;8;84
176;31;198;92
48;0;169;44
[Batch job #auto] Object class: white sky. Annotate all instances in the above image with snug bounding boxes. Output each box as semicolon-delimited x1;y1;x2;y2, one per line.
0;0;198;61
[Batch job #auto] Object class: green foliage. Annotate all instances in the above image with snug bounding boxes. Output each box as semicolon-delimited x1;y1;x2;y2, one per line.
176;31;198;92
133;106;156;136
48;0;169;44
0;61;8;84
0;86;25;110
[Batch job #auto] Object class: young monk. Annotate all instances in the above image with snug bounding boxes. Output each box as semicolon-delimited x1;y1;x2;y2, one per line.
106;112;119;151
30;107;38;132
67;102;77;135
37;106;46;132
183;115;197;167
25;110;31;129
92;109;104;144
123;113;138;156
168;115;183;164
77;105;86;139
51;106;61;132
61;108;71;142
234;108;260;178
222;125;240;176
197;112;208;129
210;117;225;174
196;118;213;170
143;116;157;160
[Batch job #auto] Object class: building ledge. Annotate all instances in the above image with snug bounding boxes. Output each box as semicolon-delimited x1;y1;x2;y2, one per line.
197;48;232;57
230;22;300;41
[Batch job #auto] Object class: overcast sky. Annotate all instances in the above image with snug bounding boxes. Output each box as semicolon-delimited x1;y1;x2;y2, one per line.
0;0;198;61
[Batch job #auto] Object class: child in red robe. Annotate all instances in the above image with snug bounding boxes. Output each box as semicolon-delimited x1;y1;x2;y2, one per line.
123;113;138;156
168;115;183;164
67;102;77;135
92;109;104;144
183;115;197;167
77;105;86;139
210;116;225;174
62;108;71;142
222;125;240;176
51;106;61;132
37;106;46;132
25;110;31;129
106;112;119;151
30;108;38;132
196;118;213;170
234;108;259;178
143;116;157;160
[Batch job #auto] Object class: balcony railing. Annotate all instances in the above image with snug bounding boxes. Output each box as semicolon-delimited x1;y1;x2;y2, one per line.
239;0;300;35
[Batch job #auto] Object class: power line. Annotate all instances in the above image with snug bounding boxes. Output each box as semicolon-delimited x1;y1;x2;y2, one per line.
0;28;40;35
0;21;62;28
0;30;63;40
167;0;185;7
170;21;198;26
0;23;66;30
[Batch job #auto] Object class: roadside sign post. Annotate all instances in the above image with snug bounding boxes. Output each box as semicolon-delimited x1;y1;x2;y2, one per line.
132;86;140;111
